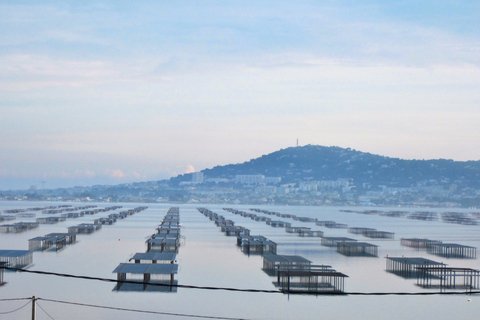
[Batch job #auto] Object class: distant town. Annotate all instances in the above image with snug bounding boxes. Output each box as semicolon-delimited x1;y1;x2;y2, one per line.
0;172;478;208
2;145;480;208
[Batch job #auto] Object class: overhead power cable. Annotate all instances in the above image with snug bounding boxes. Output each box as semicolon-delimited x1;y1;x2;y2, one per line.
0;300;31;315
0;297;32;302
36;301;56;320
2;266;279;294
2;266;480;296
38;297;251;320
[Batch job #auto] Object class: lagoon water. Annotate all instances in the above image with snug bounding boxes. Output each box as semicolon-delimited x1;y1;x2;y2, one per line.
1;201;480;319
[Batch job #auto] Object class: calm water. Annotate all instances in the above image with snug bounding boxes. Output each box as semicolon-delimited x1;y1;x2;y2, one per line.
1;201;479;320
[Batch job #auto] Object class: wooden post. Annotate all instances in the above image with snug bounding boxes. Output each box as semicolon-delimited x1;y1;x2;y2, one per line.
31;296;36;320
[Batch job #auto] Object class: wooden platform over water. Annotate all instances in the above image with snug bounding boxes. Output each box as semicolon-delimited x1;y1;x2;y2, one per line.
262;252;312;276
0;250;33;269
321;237;357;247
129;252;176;264
427;243;477;259
401;238;442;249
113;263;178;285
275;265;348;294
337;242;378;257
0;262;5;285
0;222;39;233
416;267;480;291
363;230;394;239
385;256;445;279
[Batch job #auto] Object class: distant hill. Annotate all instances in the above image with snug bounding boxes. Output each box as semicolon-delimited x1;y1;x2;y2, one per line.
172;145;480;188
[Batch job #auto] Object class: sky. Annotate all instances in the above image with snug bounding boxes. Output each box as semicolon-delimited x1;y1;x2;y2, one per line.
1;1;479;190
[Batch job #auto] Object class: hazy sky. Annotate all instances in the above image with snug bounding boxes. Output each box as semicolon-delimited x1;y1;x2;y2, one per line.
1;1;479;190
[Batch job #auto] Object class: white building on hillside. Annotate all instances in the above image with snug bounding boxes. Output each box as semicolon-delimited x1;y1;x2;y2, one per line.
191;172;204;184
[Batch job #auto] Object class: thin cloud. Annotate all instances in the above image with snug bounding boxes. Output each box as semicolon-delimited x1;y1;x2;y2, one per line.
185;165;196;174
105;169;126;179
0;1;479;189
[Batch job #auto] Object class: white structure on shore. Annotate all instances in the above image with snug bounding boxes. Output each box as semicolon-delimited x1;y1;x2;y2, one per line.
191;172;204;184
235;175;282;185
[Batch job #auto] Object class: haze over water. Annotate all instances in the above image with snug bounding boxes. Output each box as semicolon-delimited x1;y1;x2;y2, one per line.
1;201;479;319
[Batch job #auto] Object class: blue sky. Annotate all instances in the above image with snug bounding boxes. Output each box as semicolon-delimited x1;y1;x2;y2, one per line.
1;1;479;189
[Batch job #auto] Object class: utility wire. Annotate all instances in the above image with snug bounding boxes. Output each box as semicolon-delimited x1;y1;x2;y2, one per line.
38;298;250;320
36;301;56;320
0;297;31;302
2;266;480;296
0;300;31;315
340;291;480;296
2;266;280;294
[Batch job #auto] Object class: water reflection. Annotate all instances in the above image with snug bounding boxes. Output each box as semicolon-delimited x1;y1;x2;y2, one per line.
113;281;178;292
0;201;480;320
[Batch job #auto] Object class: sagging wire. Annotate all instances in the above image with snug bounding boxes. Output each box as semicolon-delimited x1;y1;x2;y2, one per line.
0;300;31;315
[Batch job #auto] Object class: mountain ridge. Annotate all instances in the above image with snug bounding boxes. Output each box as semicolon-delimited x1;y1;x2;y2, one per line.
173;145;480;188
5;145;480;206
